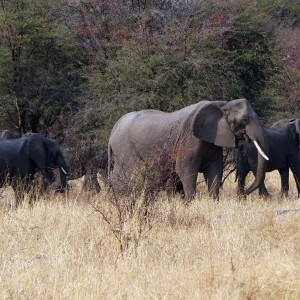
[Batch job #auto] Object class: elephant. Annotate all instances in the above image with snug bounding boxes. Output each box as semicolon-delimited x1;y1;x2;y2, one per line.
236;119;300;198
0;130;60;193
108;98;269;200
0;133;69;208
59;144;108;193
0;130;18;140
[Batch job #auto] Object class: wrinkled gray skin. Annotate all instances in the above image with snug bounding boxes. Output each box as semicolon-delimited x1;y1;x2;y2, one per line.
0;133;69;208
60;145;108;193
108;99;269;200
236;119;300;198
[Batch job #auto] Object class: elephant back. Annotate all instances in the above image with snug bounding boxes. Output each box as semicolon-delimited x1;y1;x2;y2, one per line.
0;130;18;140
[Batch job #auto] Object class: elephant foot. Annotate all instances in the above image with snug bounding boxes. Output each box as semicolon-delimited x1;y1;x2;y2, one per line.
182;198;192;206
208;190;219;202
236;188;247;200
10;196;17;210
259;191;272;199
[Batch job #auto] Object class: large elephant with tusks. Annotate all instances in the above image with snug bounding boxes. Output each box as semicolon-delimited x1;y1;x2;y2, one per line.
108;99;269;200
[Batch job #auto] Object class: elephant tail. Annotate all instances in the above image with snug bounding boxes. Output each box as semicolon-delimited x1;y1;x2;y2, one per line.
294;119;300;157
107;142;114;177
234;149;239;182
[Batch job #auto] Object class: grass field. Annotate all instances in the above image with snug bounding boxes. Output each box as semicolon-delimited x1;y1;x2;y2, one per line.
0;172;299;299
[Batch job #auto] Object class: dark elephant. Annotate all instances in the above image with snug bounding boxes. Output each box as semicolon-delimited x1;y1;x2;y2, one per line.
61;144;108;193
108;98;269;200
236;119;300;198
0;130;59;193
0;130;18;140
0;133;69;207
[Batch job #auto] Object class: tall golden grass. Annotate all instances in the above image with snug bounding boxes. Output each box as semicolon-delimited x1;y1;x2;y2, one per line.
0;172;299;299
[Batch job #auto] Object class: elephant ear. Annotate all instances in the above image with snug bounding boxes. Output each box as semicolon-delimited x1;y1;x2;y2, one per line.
295;120;300;154
295;119;300;135
192;102;236;147
28;134;46;170
286;120;300;141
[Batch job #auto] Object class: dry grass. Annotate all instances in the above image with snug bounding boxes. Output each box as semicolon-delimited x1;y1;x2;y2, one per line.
0;172;299;299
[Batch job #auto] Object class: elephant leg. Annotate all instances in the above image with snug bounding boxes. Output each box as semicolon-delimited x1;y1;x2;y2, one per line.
279;168;289;197
180;172;198;200
245;169;270;198
237;171;247;197
26;180;37;206
174;178;184;197
165;173;184;199
176;149;202;200
235;149;250;198
176;144;223;200
19;175;37;206
176;161;199;201
82;170;100;193
90;171;101;193
165;175;176;198
258;183;271;198
82;174;92;192
11;178;26;209
43;169;56;193
203;160;222;200
289;163;300;198
98;169;108;186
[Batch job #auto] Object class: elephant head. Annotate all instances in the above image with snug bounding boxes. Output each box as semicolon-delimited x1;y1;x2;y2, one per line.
296;120;300;154
288;119;300;154
192;98;269;195
0;130;18;140
272;118;300;154
27;133;69;191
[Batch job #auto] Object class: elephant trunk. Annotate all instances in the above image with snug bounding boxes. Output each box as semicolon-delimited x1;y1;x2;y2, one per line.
59;167;68;191
56;151;69;192
244;145;267;195
244;120;269;195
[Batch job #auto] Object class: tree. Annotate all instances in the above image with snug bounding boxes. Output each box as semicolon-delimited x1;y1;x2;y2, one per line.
0;0;85;135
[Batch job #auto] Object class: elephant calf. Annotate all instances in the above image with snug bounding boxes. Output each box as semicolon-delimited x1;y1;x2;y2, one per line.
59;144;108;193
236;119;300;198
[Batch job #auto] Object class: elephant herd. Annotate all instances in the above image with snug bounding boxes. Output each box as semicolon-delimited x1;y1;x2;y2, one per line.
0;98;299;208
0;131;108;208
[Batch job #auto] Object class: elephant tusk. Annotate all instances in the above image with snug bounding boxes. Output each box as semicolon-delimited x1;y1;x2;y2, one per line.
61;167;67;175
253;140;269;161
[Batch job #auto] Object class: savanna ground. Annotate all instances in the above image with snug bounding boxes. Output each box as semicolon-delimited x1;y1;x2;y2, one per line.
0;172;299;299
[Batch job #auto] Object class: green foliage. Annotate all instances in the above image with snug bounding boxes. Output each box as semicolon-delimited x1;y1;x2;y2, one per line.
0;0;299;146
0;0;86;134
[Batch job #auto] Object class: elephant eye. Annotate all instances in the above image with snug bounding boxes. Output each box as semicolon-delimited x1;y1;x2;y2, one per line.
240;117;249;126
49;151;57;161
